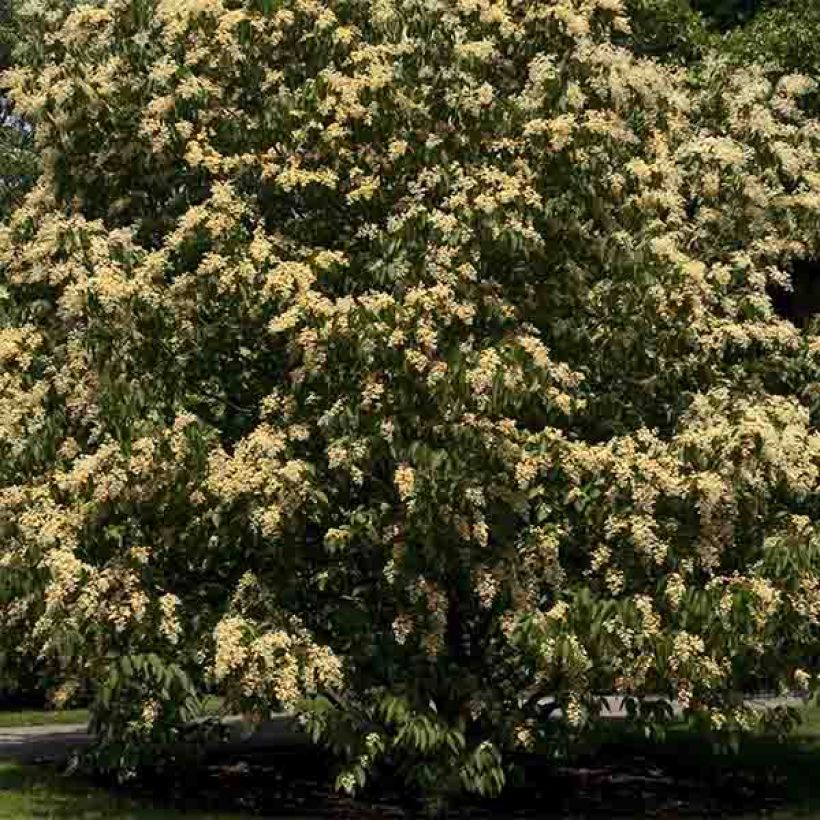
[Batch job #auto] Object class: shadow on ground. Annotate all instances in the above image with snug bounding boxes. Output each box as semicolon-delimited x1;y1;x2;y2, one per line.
106;727;820;818
4;723;820;818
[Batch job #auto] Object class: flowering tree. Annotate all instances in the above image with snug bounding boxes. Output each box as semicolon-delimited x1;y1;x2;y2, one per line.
2;0;820;799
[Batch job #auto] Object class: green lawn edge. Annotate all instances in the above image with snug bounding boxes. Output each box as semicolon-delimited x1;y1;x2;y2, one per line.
0;709;89;729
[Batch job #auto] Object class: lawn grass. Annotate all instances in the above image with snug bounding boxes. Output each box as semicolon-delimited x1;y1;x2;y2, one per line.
0;709;89;729
0;760;250;819
0;696;223;730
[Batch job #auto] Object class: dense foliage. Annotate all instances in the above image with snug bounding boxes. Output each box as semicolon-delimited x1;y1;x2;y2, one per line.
724;0;820;91
625;0;820;75
2;0;820;801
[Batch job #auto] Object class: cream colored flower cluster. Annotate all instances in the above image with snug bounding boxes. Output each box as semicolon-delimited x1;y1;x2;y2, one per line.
213;613;343;713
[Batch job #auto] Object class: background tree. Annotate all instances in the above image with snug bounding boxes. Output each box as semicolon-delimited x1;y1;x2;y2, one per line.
725;0;820;88
625;0;820;74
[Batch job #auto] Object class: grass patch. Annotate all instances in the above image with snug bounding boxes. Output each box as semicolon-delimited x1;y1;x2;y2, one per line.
0;710;89;729
0;697;222;730
0;759;248;819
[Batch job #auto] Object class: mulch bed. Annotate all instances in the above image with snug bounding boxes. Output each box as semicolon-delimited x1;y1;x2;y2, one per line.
111;740;794;818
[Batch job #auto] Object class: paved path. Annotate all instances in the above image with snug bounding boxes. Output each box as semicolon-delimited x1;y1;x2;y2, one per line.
0;715;309;763
0;723;91;763
597;694;805;719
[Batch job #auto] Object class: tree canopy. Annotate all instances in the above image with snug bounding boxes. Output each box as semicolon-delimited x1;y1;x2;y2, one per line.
1;0;820;802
